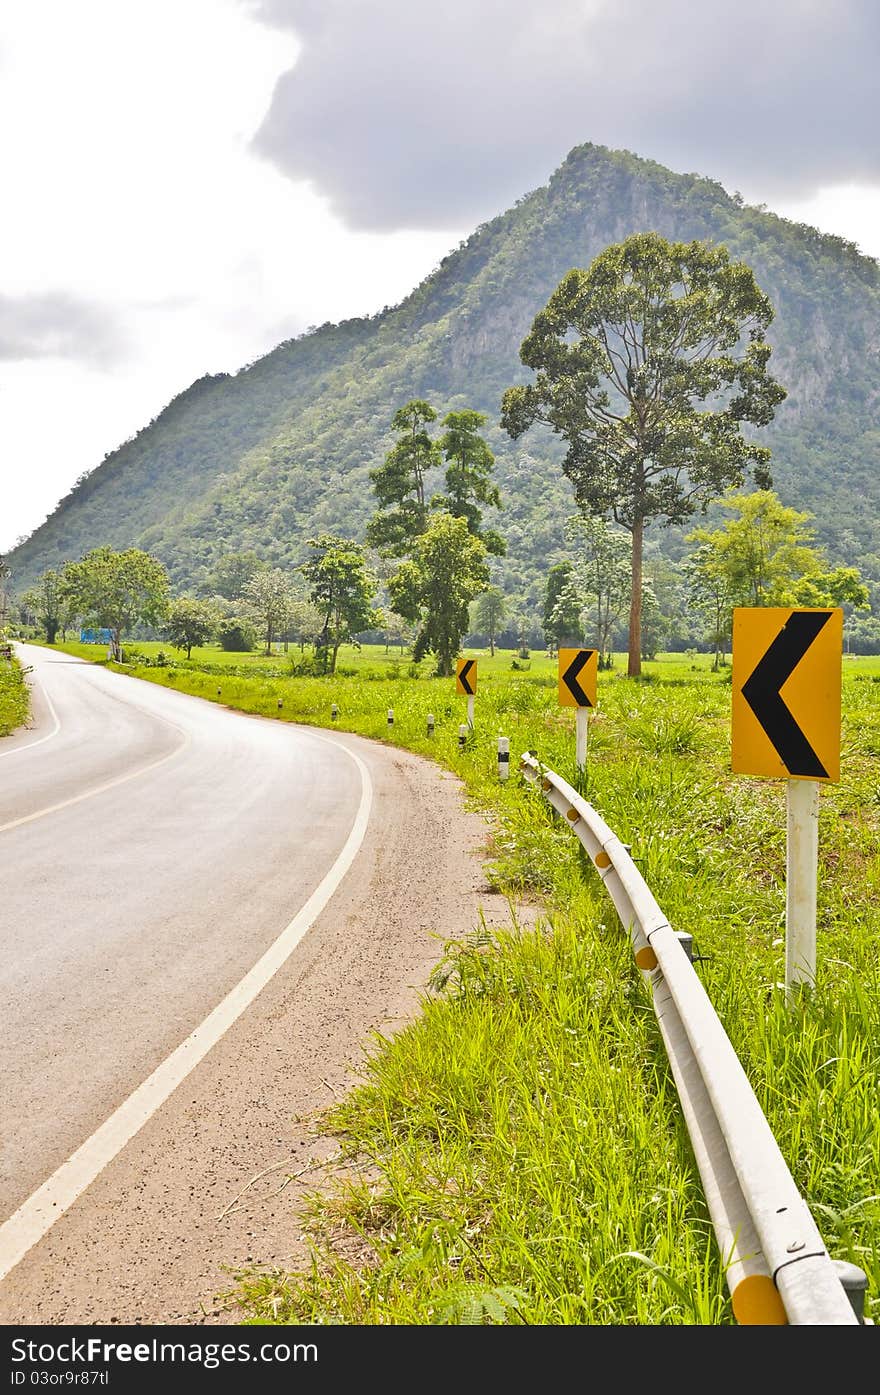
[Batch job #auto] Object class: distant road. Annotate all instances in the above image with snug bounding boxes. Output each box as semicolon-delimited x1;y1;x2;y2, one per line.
0;644;520;1323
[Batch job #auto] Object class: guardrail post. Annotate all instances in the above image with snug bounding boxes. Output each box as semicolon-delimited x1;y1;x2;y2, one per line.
498;736;509;782
427;713;435;737
833;1261;868;1323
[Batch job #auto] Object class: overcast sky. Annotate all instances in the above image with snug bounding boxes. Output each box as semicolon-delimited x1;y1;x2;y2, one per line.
2;0;879;553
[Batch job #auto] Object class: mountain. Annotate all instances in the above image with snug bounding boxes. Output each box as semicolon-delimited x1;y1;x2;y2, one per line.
9;142;880;617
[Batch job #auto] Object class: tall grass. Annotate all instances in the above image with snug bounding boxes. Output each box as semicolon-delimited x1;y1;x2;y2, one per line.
0;654;29;737
31;640;880;1323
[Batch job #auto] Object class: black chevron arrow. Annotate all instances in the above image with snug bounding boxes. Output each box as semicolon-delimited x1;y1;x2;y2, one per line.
562;649;595;707
458;659;476;695
741;611;831;778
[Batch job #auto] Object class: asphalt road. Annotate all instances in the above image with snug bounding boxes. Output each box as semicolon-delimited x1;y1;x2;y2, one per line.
0;644;525;1322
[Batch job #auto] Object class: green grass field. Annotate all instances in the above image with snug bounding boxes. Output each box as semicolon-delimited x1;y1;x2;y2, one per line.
21;638;880;1324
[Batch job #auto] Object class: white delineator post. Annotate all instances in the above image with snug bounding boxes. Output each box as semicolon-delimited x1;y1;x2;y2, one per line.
458;723;467;751
576;706;588;770
785;779;820;993
498;736;509;782
467;693;475;730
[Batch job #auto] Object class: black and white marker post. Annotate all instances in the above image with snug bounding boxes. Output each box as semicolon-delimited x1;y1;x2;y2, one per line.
498;735;509;782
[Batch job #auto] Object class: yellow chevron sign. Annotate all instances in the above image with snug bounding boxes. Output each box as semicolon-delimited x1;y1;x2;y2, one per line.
732;607;842;782
456;658;477;695
558;648;598;708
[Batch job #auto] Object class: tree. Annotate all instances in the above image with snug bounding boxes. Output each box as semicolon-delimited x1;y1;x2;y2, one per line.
686;490;870;659
164;597;218;659
501;232;786;676
301;535;381;675
0;554;13;632
22;570;67;643
382;611;414;654
205;551;265;602
542;562;581;653
288;597;324;653
682;542;738;669
690;491;818;607
473;586;507;655
563;514;632;669
242;567;297;655
433;410;505;555
217;615;258;652
366;400;440;557
388;512;489;676
61;547;169;660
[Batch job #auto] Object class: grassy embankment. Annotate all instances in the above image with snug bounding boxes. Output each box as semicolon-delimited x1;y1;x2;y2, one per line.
0;651;29;736
34;638;880;1324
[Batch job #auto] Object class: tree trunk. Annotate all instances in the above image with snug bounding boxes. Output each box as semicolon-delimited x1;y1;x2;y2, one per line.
628;518;644;678
490;633;495;656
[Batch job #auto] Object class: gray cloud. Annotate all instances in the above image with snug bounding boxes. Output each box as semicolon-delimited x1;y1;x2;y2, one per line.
0;293;126;365
251;0;880;231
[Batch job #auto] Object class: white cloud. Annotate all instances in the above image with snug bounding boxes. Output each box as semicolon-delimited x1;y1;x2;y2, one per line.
1;0;878;554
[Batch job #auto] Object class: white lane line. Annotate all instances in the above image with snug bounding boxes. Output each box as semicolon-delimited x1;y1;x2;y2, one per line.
0;735;373;1283
0;655;61;760
0;728;191;835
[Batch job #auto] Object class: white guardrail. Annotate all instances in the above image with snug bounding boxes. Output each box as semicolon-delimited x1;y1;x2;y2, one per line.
520;751;863;1326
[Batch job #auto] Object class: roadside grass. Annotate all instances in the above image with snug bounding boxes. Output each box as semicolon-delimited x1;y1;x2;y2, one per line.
27;639;880;1323
0;654;29;736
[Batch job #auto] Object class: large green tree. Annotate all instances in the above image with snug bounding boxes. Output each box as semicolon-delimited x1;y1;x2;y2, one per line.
301;535;381;675
366;400;440;557
501;233;786;675
389;512;489;676
433;410;505;556
61;547;169;659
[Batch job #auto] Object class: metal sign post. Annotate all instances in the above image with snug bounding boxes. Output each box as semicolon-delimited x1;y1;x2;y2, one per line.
732;607;842;996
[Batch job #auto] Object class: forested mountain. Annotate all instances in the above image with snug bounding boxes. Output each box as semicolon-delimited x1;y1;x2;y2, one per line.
10;142;880;617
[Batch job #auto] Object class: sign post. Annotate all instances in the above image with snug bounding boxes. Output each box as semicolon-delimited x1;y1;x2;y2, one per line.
732;607;842;995
456;658;477;729
558;647;598;770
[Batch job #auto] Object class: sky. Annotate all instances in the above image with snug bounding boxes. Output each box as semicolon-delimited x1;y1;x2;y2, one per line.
2;0;879;554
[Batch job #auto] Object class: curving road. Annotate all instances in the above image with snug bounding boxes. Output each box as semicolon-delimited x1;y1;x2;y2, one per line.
0;644;524;1323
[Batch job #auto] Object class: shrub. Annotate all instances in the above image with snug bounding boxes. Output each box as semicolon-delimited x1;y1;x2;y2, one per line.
218;617;257;652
